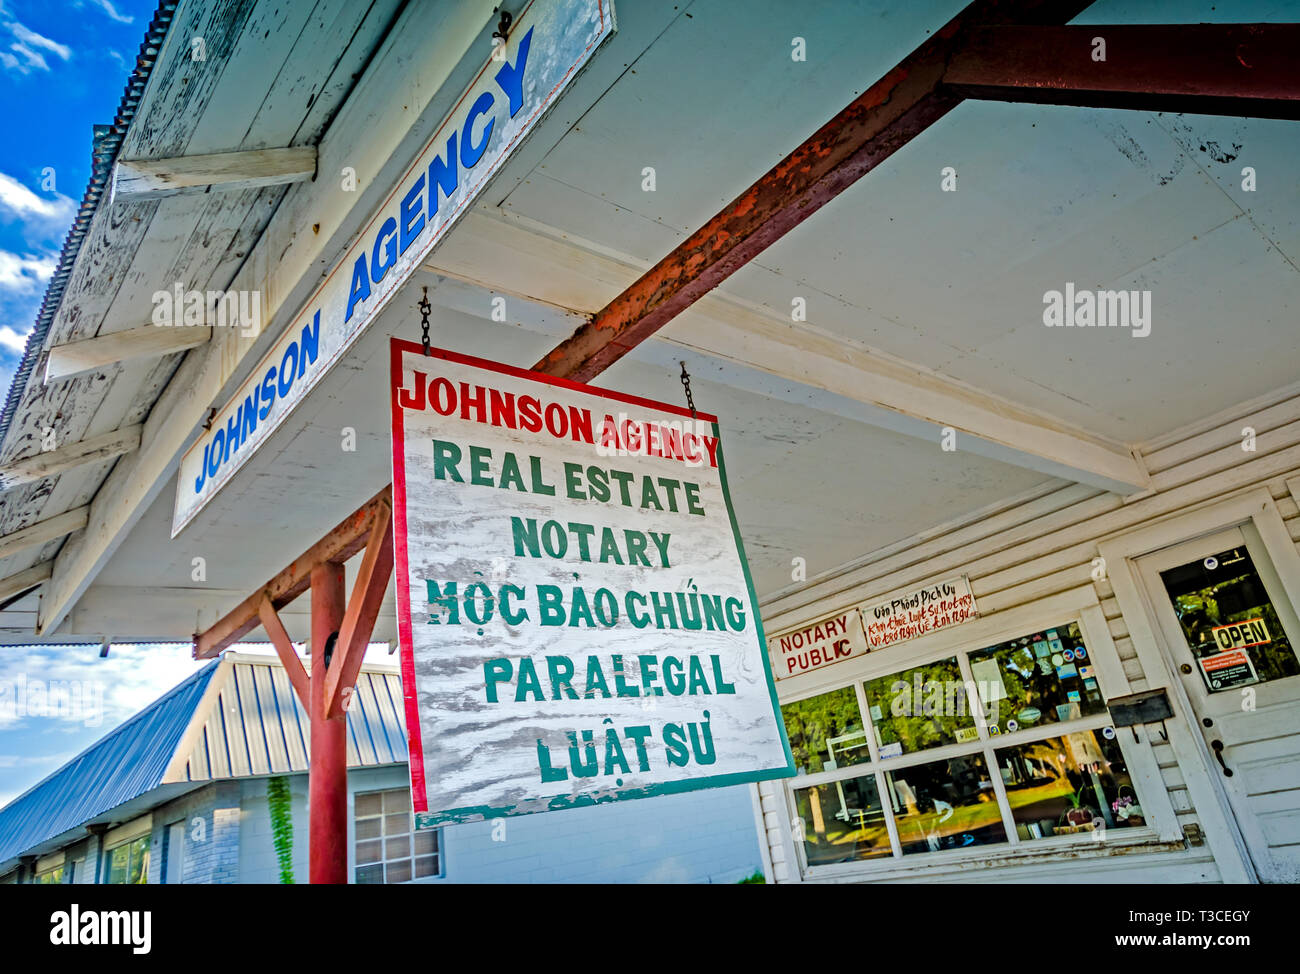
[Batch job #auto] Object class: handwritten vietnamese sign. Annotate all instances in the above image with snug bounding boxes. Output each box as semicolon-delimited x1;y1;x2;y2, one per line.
862;576;978;650
768;608;869;679
390;340;793;827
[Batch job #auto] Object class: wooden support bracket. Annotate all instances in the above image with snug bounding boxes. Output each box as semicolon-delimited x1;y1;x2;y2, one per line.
257;594;309;708
324;499;394;719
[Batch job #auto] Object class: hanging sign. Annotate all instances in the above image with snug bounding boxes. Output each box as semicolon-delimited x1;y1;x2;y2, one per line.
1210;617;1271;651
769;608;869;680
862;575;978;650
171;0;616;536
390;340;794;826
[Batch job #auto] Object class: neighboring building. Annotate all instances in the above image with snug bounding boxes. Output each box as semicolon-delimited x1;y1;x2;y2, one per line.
0;652;763;884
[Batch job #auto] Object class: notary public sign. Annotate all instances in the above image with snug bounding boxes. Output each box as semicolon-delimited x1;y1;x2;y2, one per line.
862;575;978;650
172;0;615;535
769;609;869;680
390;340;793;826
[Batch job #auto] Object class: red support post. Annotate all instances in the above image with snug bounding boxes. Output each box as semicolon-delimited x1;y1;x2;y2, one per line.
309;561;348;885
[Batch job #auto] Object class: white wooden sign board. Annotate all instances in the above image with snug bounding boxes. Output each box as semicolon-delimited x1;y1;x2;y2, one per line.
768;607;870;680
862;575;979;650
172;0;616;535
390;340;793;826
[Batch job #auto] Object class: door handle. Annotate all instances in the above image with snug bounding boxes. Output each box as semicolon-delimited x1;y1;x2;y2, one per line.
1211;739;1234;777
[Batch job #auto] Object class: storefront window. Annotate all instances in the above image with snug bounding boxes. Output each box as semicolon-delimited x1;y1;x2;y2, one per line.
1159;545;1300;691
781;616;1153;874
995;729;1142;840
792;774;891;865
887;753;1006;854
781;686;869;775
105;836;149;884
968;622;1105;732
862;657;975;756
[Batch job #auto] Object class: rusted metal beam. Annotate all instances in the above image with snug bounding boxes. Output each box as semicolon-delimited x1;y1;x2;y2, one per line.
944;24;1300;119
531;0;1096;382
324;499;394;719
192;485;391;659
257;595;309;707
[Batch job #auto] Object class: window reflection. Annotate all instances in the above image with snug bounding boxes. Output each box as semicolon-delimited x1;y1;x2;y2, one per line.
793;774;891;865
1160;546;1300;691
106;836;149;885
968;622;1105;733
781;687;869;775
996;730;1143;839
887;753;1006;854
862;657;976;756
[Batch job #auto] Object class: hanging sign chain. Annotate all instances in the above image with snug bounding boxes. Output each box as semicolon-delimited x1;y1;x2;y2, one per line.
679;361;697;419
419;286;432;356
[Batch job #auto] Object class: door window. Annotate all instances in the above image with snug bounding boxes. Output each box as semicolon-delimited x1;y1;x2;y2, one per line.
1159;545;1300;692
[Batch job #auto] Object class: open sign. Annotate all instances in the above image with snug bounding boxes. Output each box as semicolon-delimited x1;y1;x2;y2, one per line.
1210;617;1271;651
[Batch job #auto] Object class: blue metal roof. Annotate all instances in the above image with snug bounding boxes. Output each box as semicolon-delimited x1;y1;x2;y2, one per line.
174;656;408;782
0;652;410;866
0;658;218;865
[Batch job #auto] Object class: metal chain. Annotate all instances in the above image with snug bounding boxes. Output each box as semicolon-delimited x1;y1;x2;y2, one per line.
419;286;432;356
679;361;697;419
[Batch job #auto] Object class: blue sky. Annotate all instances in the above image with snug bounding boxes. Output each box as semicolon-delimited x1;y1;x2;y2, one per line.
0;0;153;391
0;0;205;809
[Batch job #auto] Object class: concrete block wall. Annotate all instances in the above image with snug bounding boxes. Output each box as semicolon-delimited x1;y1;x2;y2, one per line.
148;781;241;884
238;776;309;884
346;766;764;884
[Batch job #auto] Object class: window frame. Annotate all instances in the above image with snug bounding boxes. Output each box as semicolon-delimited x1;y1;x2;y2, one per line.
352;787;444;883
163;820;186;885
103;834;150;885
775;584;1179;880
33;864;65;884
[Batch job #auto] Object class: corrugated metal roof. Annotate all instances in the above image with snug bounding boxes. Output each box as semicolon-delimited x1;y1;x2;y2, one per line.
0;651;409;864
0;0;180;446
0;656;218;865
174;656;407;782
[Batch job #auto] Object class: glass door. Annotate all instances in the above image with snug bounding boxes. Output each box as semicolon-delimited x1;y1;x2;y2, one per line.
1138;524;1300;883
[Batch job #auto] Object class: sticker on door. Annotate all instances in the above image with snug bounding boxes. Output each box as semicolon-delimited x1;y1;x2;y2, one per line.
1199;648;1260;691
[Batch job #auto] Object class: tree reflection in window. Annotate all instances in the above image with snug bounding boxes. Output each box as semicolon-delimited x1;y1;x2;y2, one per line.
793;775;891;865
863;657;976;756
968;622;1106;732
106;836;149;885
780;687;868;775
888;753;1006;854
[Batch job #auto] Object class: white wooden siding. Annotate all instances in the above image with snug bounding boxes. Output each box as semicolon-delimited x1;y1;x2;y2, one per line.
757;385;1300;883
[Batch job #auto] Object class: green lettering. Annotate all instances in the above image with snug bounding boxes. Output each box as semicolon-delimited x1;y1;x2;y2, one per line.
432;440;463;482
469;445;492;486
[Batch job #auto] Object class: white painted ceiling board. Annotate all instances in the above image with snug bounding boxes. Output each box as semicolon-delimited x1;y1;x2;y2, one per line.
87;275;1056;631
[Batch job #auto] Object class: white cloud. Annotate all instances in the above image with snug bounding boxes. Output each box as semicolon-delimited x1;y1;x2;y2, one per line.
89;0;133;25
0;20;71;75
0;324;30;352
8;22;70;60
5;42;45;72
0;171;74;224
0;250;55;295
0;644;201;732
